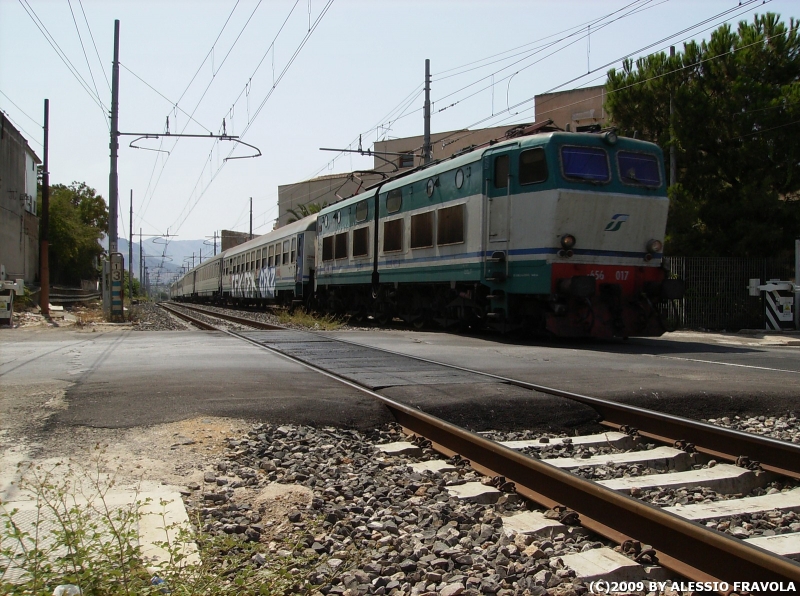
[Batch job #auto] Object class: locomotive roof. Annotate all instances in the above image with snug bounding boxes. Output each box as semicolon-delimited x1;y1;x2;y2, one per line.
316;132;662;216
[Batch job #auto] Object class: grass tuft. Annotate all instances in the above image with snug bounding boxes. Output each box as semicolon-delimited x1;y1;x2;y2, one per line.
277;310;344;331
0;451;329;595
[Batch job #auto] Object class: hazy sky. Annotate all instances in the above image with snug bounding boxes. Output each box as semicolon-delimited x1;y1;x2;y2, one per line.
2;0;796;244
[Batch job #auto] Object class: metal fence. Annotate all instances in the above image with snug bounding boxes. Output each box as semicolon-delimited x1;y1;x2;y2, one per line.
660;257;794;331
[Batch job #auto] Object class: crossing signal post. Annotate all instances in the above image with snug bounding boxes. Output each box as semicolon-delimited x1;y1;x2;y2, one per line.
109;252;125;322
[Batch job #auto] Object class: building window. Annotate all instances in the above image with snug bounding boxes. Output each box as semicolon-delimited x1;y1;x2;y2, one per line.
383;218;403;253
399;152;414;168
410;212;433;249
352;227;369;257
438;204;464;245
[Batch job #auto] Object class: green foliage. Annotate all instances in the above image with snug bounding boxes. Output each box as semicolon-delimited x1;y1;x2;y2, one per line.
122;271;141;300
286;202;327;223
606;13;800;257
0;453;327;595
42;183;109;286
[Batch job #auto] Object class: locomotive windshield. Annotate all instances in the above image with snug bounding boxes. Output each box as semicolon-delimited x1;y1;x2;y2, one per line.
560;146;610;183
618;151;662;187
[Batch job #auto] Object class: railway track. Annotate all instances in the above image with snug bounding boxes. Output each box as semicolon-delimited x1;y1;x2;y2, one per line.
160;301;800;588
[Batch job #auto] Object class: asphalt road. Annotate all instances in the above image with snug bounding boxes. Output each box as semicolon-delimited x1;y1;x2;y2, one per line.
2;327;798;438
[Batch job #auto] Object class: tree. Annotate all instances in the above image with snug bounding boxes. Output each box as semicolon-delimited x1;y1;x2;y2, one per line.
286;202;327;223
606;13;800;257
43;182;109;285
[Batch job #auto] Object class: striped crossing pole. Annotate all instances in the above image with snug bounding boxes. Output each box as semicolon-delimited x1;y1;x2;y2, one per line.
753;279;797;331
110;252;125;322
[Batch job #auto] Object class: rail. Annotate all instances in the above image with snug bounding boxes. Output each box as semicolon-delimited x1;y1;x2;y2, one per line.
157;302;800;587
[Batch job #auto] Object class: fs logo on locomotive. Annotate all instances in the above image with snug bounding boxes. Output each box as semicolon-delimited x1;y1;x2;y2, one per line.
604;213;629;232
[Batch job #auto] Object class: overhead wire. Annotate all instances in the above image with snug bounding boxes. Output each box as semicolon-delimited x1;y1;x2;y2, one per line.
168;0;336;236
66;0;104;121
17;0;109;122
0;89;42;127
137;0;264;225
0;109;44;149
76;0;110;91
410;0;766;154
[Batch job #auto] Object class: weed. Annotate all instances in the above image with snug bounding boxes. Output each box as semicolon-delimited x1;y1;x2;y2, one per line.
0;450;327;595
277;310;344;331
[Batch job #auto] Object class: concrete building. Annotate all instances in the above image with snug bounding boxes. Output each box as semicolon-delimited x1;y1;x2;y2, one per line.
276;171;384;229
0;113;40;283
275;85;607;228
534;85;607;132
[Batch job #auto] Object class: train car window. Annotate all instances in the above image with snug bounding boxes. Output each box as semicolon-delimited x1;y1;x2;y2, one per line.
438;204;465;245
322;236;334;261
618;151;661;187
335;232;348;259
494;154;509;188
410;211;434;248
282;240;289;265
355;200;368;222
352;227;369;257
519;148;548;184
383;218;403;253
561;146;610;183
386;189;402;213
257;249;262;268
291;237;296;263
268;245;274;267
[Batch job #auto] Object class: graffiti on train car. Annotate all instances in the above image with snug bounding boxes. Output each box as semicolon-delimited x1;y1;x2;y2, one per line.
231;267;277;298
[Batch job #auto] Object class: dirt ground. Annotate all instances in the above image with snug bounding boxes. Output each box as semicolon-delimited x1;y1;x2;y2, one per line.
2;301;310;537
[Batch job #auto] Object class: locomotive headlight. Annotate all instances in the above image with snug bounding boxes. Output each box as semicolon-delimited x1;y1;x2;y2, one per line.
646;239;663;254
602;130;618;145
560;234;576;250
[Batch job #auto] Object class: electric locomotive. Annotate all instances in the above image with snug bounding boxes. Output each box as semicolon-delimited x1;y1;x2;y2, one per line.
313;128;683;338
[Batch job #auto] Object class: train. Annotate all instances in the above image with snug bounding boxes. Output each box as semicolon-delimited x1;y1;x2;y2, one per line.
170;126;684;338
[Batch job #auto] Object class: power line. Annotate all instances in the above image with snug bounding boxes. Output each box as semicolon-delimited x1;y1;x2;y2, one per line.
138;0;264;225
0;89;41;127
169;0;336;236
17;0;109;120
76;0;110;91
414;0;766;153
120;64;213;133
67;0;104;122
0;109;43;149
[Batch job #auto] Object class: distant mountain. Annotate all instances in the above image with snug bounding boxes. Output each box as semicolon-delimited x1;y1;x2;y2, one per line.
103;236;223;282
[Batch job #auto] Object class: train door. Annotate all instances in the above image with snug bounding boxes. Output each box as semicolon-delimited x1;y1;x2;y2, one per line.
485;148;517;244
294;232;304;297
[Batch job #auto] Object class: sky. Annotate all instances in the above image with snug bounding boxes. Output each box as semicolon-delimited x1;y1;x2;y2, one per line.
2;0;797;253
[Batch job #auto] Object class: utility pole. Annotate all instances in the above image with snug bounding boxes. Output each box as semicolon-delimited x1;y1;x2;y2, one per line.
423;58;432;165
214;231;217;255
129;190;133;307
39;99;50;317
669;46;676;187
200;249;203;264
249;197;253;240
109;20;120;254
139;228;142;292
